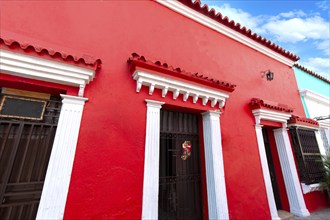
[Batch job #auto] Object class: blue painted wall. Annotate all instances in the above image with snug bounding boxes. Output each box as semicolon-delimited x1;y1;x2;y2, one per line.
294;67;330;98
293;66;330;118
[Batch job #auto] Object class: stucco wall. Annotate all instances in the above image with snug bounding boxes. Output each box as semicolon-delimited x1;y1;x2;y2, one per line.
0;1;327;219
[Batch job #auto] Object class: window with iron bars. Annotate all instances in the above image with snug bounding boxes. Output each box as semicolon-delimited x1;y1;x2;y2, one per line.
289;127;324;184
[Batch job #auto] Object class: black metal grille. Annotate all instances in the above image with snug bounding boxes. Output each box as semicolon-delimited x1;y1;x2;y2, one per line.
0;94;61;220
289;127;324;184
159;110;203;220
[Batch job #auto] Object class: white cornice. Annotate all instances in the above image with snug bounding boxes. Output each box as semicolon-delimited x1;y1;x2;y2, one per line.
299;89;330;105
156;0;295;67
0;49;95;96
252;109;291;127
318;120;330;129
133;70;230;108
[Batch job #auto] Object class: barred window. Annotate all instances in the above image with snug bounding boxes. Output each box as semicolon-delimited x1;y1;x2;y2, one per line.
289;127;324;184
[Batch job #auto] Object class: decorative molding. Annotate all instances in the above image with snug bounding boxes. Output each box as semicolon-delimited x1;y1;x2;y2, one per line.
133;70;229;108
155;0;295;67
288;124;319;131
273;128;310;217
254;125;280;220
301;183;323;194
36;95;88;220
252;109;292;127
318;120;330;129
0;49;95;96
202;111;229;219
299;89;330;105
141;100;164;219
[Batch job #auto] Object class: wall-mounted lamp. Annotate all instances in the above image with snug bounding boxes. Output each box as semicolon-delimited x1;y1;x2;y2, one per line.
262;70;274;81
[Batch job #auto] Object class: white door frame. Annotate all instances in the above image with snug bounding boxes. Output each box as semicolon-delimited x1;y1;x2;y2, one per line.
252;109;310;219
141;100;229;220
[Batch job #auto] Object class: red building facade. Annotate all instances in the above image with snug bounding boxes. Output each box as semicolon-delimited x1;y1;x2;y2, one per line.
0;1;328;219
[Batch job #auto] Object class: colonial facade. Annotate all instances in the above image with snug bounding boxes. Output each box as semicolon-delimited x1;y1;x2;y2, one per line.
0;1;328;219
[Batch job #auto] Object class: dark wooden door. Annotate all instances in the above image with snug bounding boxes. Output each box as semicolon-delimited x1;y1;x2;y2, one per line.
158;110;203;220
262;128;282;210
0;95;61;220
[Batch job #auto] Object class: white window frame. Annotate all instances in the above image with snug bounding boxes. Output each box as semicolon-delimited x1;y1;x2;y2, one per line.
0;49;96;219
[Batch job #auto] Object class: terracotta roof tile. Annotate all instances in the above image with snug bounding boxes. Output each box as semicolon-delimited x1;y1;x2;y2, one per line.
0;33;101;69
177;0;299;61
288;115;319;128
294;64;330;84
249;98;294;113
127;53;236;92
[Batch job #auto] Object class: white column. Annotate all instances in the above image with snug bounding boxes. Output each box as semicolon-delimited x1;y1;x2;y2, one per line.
141;99;165;220
36;95;88;220
273;128;310;217
315;130;326;156
202;111;229;220
254;125;280;220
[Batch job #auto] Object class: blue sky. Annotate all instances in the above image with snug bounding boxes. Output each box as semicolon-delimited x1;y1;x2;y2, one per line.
201;0;330;78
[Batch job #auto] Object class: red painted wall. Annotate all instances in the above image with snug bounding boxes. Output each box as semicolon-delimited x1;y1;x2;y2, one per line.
0;1;327;219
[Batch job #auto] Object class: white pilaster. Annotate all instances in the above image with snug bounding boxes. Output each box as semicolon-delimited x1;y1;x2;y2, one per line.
36;95;88;220
141;99;165;220
254;125;280;220
202;111;229;220
273;128;310;217
315;130;326;156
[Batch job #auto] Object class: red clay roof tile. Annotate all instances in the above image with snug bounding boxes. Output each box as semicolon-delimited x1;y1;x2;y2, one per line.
294;64;330;84
128;53;236;92
177;0;300;62
249;98;294;113
0;33;101;69
288;115;319;128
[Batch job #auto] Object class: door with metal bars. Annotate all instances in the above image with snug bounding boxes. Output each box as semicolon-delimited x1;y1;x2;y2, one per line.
0;91;62;220
158;110;203;220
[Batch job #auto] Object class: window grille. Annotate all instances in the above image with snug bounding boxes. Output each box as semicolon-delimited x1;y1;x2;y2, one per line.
289;127;324;184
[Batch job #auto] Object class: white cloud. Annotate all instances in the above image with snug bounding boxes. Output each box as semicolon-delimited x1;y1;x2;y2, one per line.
206;2;329;75
315;40;330;55
262;16;329;43
300;57;330;78
208;3;329;53
277;10;306;19
316;1;329;11
209;4;264;34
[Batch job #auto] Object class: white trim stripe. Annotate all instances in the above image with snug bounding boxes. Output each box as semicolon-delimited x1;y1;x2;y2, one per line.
155;0;295;67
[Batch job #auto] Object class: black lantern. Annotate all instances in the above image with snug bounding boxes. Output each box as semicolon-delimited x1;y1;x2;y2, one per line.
266;70;274;81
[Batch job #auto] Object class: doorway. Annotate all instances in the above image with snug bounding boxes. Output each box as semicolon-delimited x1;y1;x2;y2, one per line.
158;110;203;220
262;128;282;210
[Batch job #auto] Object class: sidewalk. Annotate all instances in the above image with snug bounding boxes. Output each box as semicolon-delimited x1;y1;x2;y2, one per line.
292;208;330;220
